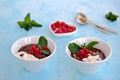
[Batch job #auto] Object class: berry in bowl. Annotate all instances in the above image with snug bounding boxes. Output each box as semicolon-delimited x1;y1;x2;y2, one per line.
11;36;56;72
66;37;112;74
50;21;78;37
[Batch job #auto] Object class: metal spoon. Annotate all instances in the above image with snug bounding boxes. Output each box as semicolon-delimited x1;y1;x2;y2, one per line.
75;12;118;34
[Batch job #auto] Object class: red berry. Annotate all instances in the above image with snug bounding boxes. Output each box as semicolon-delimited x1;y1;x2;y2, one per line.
64;24;69;28
82;48;91;54
55;21;61;27
68;26;76;32
72;26;76;31
34;48;41;54
77;50;83;57
55;29;62;33
31;44;36;49
76;48;91;59
77;52;84;60
42;46;48;50
61;22;66;27
51;24;56;31
61;28;67;33
67;28;73;32
29;49;33;54
29;44;41;55
84;54;89;58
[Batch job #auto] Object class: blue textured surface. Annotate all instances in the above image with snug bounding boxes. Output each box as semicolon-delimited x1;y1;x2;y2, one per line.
0;0;120;80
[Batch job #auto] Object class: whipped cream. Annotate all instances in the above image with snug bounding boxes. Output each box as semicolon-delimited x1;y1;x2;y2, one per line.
16;51;39;60
82;54;101;62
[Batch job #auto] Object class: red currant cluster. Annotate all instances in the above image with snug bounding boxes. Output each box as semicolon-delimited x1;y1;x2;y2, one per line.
76;48;91;60
29;44;48;55
51;21;76;33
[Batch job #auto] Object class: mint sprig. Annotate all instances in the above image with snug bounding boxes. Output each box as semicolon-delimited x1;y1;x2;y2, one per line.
105;12;119;22
17;13;42;31
37;36;50;55
68;41;99;53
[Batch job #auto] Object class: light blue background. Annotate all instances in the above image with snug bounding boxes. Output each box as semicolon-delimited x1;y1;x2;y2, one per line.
0;0;120;80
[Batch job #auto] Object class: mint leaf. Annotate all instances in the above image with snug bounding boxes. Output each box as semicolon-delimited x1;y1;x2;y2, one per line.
17;21;25;28
105;12;119;22
68;43;81;53
37;36;48;49
25;13;31;23
86;41;99;50
42;50;51;55
31;20;42;27
37;44;42;49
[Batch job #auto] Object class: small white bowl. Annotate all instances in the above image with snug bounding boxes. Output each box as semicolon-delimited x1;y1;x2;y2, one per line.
66;37;112;74
49;23;78;37
11;36;56;72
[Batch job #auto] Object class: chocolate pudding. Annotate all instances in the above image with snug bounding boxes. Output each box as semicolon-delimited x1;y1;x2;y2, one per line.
18;44;51;59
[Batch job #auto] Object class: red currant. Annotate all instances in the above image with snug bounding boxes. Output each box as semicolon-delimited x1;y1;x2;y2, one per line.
42;46;48;50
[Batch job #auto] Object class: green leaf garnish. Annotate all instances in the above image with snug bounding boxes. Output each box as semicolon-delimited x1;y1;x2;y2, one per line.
37;36;48;49
17;21;25;28
68;43;81;53
25;13;31;23
17;13;42;31
86;41;99;50
105;12;119;22
41;50;51;55
30;20;42;27
37;44;42;49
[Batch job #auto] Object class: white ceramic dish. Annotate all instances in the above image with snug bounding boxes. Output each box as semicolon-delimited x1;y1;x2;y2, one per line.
65;37;112;74
11;36;56;72
49;23;78;37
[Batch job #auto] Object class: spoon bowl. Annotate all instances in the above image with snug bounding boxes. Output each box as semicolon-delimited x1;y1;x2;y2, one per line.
75;12;88;24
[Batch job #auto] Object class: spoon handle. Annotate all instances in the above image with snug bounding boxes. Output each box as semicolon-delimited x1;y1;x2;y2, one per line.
87;20;118;34
95;25;118;34
95;25;109;34
87;21;108;34
97;26;118;34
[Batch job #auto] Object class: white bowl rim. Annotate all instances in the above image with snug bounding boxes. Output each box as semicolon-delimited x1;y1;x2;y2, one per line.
65;37;112;64
49;22;78;37
11;36;56;62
